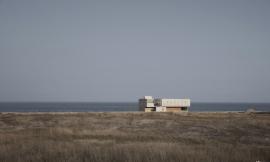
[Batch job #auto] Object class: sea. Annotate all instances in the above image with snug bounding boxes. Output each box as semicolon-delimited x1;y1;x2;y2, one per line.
0;102;269;112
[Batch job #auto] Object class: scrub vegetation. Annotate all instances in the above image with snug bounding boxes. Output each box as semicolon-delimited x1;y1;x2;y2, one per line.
0;112;269;162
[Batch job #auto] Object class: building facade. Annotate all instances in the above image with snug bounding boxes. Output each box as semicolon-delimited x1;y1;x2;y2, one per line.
138;96;191;112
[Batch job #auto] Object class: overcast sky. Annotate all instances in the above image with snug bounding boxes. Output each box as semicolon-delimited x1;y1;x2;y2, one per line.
0;0;269;102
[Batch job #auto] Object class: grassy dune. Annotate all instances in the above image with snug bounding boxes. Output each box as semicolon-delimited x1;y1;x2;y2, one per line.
0;112;269;162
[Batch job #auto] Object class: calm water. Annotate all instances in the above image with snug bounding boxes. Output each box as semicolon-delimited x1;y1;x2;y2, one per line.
0;102;269;112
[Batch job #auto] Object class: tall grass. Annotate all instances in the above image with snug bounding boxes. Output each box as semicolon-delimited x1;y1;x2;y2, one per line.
0;112;269;162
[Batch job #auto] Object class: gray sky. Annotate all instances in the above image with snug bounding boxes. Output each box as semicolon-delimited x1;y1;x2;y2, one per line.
0;0;270;102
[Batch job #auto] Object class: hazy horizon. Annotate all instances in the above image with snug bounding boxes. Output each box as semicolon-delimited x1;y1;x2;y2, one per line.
0;101;270;104
1;0;270;102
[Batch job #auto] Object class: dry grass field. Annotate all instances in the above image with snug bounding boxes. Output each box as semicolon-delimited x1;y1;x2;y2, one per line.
0;112;269;162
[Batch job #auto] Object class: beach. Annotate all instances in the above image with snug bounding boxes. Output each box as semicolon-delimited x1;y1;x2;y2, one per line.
0;112;269;162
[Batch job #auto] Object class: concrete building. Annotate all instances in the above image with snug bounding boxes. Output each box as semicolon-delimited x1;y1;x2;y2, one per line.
138;96;155;112
138;96;191;112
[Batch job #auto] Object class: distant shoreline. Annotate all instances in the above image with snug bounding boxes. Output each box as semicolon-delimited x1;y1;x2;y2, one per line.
0;102;269;112
1;111;269;115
